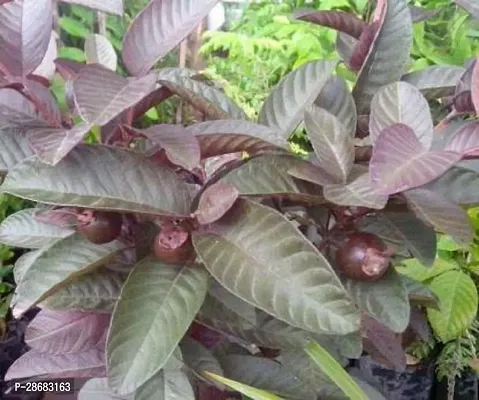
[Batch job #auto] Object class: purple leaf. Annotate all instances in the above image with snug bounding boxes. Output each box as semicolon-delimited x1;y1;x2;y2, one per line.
324;171;388;210
32;31;58;82
27;122;92;165
455;0;479;19
361;313;406;371
54;58;86;80
409;5;439;22
295;9;366;39
0;0;13;4
130;124;201;170
57;0;123;16
287;159;338;186
193;183;239;225
370;124;461;195
186;120;287;148
34;207;79;228
258;60;338;138
22;79;62;127
159;73;247;120
204;153;244;180
122;0;220;76
401;66;465;100
305;106;355;184
5;348;106;380
370;82;433;149
315;76;357;137
408;306;431;342
0;128;34;173
336;33;357;65
404;188;473;245
350;21;380;72
353;0;413;114
25;310;110;354
84;34;117;71
0;88;49;128
454;90;474;113
456;59;476;94
0;0;53;76
472;58;479;114
444;121;479;156
73;64;157;126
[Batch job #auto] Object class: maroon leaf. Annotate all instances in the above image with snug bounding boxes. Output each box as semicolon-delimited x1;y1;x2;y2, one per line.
408;306;430;342
454;90;474;113
73;64;157;126
0;88;49;128
472;58;479;113
287;158;337;186
193;183;239;225
324;171;388;210
122;0;220;76
130;124;201;170
25;310;110;354
336;33;357;65
5;348;106;380
186;120;287;148
456;59;476;94
361;313;406;371
196;134;285;159
32;31;57;82
0;0;53;76
204;153;243;180
404;188;473;245
370;124;461;195
22;79;62;127
295;9;365;39
353;0;413;114
315;76;357;137
27;122;92;165
54;59;86;81
444;121;479;156
0;0;13;4
131;86;174;122
34;207;79;228
305;106;355;184
350;21;380;72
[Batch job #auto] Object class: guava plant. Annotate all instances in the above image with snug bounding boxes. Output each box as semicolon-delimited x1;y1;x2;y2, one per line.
0;0;479;399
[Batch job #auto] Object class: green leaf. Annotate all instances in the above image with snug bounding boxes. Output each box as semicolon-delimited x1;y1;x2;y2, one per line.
305;341;369;400
0;208;74;249
58;47;87;62
204;371;284;400
193;198;359;336
258;60;338;138
353;0;413;113
41;267;127;313
344;269;410;333
12;234;124;314
427;270;478;342
1;145;196;216
437;235;464;252
106;257;209;395
396;257;459;283
59;16;90;38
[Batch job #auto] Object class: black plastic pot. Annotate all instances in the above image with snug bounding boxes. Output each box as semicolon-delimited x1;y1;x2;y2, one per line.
355;356;435;400
432;369;478;400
